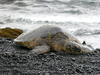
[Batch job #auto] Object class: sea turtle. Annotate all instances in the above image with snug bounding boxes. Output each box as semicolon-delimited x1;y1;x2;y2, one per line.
13;25;94;54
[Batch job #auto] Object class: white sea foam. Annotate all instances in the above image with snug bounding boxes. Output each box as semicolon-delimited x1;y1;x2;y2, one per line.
77;35;100;49
1;10;100;23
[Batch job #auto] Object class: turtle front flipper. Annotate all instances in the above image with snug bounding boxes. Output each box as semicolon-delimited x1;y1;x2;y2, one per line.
30;45;50;55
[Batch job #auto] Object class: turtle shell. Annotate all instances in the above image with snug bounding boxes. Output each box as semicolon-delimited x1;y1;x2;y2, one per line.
14;25;80;43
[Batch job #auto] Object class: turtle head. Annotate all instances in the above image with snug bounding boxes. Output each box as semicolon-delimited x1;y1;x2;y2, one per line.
64;41;94;54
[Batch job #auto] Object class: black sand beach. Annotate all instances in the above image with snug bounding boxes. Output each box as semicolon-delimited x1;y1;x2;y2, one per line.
0;37;100;75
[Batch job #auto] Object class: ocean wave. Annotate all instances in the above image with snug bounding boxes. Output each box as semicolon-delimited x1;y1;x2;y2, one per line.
1;0;100;15
14;2;28;7
0;0;16;4
60;9;82;14
74;29;100;36
1;11;100;24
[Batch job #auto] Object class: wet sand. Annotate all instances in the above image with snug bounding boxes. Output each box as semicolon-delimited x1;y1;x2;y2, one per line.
0;38;100;75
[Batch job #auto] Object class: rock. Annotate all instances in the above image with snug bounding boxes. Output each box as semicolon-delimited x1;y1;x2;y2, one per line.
71;58;76;61
0;27;23;39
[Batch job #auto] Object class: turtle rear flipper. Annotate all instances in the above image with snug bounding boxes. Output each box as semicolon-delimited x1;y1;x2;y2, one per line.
30;45;50;55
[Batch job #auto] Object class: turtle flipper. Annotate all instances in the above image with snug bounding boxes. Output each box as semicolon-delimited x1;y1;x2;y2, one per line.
30;45;50;55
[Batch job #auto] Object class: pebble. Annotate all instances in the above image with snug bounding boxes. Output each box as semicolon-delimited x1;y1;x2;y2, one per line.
71;58;76;61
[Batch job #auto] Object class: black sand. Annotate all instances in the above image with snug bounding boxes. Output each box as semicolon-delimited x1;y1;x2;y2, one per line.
0;38;100;75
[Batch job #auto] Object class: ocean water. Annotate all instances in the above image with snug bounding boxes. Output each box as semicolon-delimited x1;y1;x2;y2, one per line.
0;0;100;49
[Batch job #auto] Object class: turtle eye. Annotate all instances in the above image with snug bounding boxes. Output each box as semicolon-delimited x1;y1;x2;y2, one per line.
71;46;81;52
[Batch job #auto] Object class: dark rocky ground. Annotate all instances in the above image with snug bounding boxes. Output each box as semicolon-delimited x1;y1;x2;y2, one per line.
0;38;100;75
